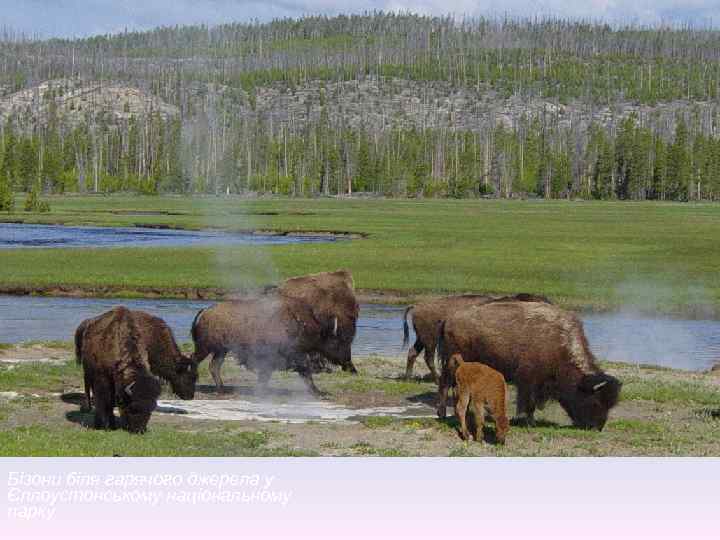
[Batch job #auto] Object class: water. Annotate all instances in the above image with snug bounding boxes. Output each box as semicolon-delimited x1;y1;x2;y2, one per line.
1;295;719;370
0;223;341;249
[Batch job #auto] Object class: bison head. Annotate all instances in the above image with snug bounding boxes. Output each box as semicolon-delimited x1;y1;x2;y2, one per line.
561;373;622;431
170;356;198;400
120;374;162;434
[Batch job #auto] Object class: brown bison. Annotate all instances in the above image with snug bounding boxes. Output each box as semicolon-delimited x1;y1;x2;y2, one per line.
191;294;343;395
75;307;162;433
75;308;197;408
278;269;359;374
402;293;552;381
437;301;621;431
448;353;509;444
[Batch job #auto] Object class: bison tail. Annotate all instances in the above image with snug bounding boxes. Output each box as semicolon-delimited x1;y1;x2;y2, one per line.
436;320;448;369
74;322;85;366
402;305;414;348
190;308;206;343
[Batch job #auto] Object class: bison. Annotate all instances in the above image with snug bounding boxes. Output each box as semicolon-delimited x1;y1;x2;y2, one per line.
278;269;359;374
437;301;621;431
75;306;162;433
75;308;197;408
402;293;552;382
448;353;509;444
191;294;343;395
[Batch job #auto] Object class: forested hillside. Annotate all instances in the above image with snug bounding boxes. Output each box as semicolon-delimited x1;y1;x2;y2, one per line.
2;13;720;202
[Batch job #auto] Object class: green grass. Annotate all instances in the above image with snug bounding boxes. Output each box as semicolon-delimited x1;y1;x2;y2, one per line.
2;196;720;311
0;424;317;457
621;377;720;406
360;416;395;429
0;362;80;393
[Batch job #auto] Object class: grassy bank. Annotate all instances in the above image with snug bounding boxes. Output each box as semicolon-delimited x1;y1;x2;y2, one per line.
1;346;719;456
2;196;720;313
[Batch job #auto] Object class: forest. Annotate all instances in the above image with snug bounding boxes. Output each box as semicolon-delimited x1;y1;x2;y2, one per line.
3;12;720;204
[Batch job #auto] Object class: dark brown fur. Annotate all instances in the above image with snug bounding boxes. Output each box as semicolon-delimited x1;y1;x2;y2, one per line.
76;309;197;406
75;307;162;433
448;354;509;444
191;295;339;395
402;293;552;381
278;270;359;374
437;301;621;431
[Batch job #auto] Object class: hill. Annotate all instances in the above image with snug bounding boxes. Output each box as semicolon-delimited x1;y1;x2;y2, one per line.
1;13;720;200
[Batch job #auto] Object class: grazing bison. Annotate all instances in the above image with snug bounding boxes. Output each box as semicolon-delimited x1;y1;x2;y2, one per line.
191;295;342;395
437;301;621;431
75;307;162;433
75;309;197;408
277;269;359;374
402;293;552;382
448;353;509;444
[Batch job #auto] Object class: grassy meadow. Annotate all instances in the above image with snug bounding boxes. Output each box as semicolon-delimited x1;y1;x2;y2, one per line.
1;195;720;313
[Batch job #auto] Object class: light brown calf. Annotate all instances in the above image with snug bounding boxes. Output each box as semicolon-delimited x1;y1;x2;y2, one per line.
449;353;509;444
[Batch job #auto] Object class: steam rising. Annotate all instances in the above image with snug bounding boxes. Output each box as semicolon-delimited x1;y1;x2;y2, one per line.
586;279;720;371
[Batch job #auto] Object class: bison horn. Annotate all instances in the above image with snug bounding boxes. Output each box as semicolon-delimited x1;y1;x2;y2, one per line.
333;317;338;337
592;381;608;392
125;381;136;396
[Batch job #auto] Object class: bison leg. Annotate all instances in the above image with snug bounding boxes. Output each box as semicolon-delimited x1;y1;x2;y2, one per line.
82;370;93;412
92;380;114;430
296;366;324;398
209;353;226;393
342;360;358;374
491;406;509;446
423;343;440;383
455;389;471;441
404;339;424;379
470;399;485;442
436;368;451;419
515;385;537;427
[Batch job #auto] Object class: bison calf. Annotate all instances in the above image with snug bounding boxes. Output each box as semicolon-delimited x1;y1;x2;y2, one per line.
75;307;162;433
448;354;509;444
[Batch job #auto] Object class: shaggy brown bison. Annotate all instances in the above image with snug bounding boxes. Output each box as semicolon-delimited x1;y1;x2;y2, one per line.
75;308;197;407
402;293;552;381
278;269;359;374
191;295;343;395
75;307;162;433
448;353;509;444
437;301;621;431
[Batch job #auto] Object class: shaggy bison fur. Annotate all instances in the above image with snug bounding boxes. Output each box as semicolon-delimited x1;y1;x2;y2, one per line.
75;309;197;407
402;293;552;381
448;353;509;444
74;307;162;433
191;295;342;395
278;269;359;374
437;301;621;431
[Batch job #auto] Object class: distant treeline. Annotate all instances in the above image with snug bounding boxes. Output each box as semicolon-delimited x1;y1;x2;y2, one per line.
2;109;720;202
3;13;720;204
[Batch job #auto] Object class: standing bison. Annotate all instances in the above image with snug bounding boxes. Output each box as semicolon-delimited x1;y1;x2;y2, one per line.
402;293;552;382
437;301;621;431
191;295;344;395
75;308;197;408
278;269;359;374
75;307;162;433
